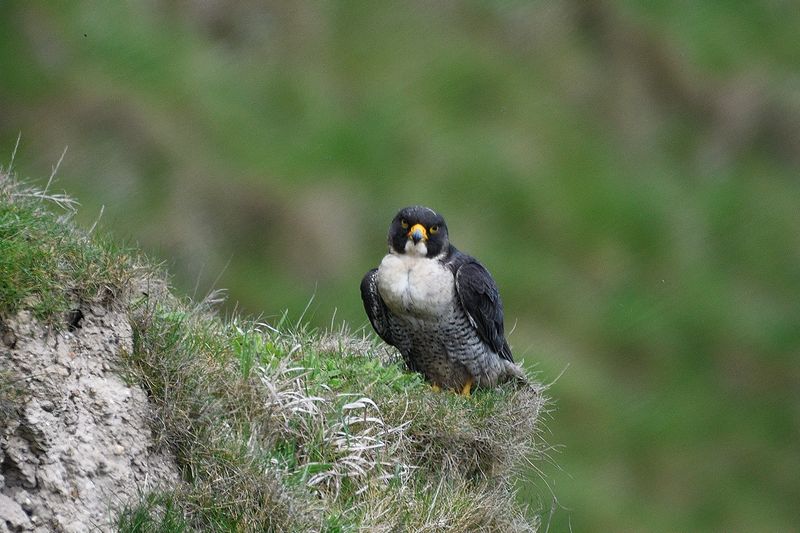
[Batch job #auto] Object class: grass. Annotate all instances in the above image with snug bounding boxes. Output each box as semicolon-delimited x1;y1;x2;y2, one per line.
0;168;140;325
0;169;548;531
124;300;546;531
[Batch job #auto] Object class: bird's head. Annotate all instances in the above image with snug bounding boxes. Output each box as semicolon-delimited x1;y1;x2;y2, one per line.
387;206;449;258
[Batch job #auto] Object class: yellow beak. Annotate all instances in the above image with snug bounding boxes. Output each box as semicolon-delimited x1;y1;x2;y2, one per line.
408;223;428;243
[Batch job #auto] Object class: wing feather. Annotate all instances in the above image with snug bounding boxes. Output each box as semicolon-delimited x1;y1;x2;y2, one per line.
360;269;395;347
454;260;514;362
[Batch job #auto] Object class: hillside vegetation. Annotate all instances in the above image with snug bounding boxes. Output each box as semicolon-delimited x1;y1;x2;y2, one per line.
2;2;799;530
0;170;547;532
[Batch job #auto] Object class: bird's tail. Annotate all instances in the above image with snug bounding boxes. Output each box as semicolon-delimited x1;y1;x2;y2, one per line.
503;360;529;388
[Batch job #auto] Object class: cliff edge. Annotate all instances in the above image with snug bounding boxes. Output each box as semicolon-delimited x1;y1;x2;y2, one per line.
1;169;548;532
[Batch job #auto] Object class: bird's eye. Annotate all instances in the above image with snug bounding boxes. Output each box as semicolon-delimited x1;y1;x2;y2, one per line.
401;219;409;229
430;225;439;234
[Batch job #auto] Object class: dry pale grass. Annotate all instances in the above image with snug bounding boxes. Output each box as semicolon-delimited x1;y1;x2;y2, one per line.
126;298;548;531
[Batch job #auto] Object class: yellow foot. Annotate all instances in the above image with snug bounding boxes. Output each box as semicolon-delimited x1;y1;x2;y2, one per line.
460;379;473;397
431;384;441;393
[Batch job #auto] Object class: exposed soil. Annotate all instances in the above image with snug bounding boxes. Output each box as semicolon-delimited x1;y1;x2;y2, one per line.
0;305;178;532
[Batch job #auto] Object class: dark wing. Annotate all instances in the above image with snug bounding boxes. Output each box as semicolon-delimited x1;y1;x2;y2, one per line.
360;269;395;347
454;261;514;362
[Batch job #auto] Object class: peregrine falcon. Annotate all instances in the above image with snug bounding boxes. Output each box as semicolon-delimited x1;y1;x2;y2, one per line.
361;206;524;395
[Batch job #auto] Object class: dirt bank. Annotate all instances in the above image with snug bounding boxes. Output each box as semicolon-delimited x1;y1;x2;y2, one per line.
1;305;178;532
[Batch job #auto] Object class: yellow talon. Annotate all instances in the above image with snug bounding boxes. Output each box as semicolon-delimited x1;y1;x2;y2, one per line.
431;384;441;393
460;379;473;397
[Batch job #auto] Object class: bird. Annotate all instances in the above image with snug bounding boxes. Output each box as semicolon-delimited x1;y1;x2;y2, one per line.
361;205;524;396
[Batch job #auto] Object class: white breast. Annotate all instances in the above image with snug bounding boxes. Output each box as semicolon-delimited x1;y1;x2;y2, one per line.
376;253;455;317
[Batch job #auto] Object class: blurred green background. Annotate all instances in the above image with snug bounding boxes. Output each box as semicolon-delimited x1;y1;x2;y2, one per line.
2;1;799;530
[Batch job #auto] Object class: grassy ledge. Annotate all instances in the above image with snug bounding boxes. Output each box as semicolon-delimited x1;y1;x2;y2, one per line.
0;173;138;324
0;168;548;532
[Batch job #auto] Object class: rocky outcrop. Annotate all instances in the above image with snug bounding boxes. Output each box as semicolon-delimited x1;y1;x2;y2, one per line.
0;306;179;533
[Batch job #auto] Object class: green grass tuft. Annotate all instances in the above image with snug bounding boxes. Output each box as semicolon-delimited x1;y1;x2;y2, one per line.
0;169;144;325
116;492;190;533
